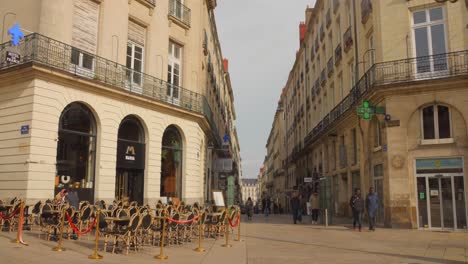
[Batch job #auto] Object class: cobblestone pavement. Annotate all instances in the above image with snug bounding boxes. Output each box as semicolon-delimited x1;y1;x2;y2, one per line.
0;215;467;263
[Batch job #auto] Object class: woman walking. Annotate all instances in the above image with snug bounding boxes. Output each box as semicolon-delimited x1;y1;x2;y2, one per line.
349;188;364;231
246;197;254;220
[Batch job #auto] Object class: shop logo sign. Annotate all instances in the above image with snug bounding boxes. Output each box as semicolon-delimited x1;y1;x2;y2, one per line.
8;23;24;46
125;146;136;161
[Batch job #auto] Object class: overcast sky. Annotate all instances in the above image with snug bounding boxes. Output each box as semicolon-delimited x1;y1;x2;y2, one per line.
215;1;315;179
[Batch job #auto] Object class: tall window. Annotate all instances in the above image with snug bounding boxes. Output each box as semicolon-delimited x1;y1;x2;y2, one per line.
412;7;447;73
329;85;335;109
168;41;183;100
349;62;355;88
368;33;375;67
126;42;144;86
422;104;451;140
373;119;381;148
339;74;344;101
352;128;357;165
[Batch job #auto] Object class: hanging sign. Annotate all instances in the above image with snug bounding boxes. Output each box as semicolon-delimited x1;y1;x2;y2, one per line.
117;141;145;169
6;51;20;64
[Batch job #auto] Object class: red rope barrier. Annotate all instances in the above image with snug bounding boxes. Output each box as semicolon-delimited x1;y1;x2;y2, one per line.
227;214;240;228
0;207;20;220
166;215;199;225
65;213;97;235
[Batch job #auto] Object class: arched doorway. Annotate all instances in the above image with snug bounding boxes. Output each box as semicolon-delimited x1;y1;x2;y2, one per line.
160;125;183;199
115;116;146;205
56;102;97;203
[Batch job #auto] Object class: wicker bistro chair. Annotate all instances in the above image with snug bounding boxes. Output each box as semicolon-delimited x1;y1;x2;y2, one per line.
77;205;93;239
180;212;196;242
63;206;78;239
111;213;141;255
29;201;42;231
137;212;153;248
166;212;180;246
6;202;22;232
40;203;60;241
205;210;227;238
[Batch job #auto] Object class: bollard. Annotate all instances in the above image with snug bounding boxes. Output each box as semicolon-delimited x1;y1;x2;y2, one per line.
325;209;328;228
155;211;168;260
11;201;25;244
193;212;205;253
88;208;103;260
52;207;66;252
234;208;242;242
221;209;232;248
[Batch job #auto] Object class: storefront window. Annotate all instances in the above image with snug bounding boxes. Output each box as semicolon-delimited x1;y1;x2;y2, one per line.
161;125;183;198
55;103;97;202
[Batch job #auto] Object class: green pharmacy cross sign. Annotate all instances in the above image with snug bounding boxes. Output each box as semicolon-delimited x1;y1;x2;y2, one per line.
357;101;385;120
357;101;373;120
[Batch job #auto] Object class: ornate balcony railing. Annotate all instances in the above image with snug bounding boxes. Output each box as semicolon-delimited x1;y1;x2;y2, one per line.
304;50;468;147
344;27;353;53
145;0;156;6
361;0;372;24
335;43;342;65
0;33;223;143
169;0;191;27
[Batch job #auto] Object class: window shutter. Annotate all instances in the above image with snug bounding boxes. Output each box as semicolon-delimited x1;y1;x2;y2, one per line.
339;145;347;167
128;20;146;46
72;0;100;54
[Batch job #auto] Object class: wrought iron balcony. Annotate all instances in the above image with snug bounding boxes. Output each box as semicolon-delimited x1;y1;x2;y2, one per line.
326;9;332;28
327;57;334;77
361;0;372;24
169;0;191;28
344;27;353;53
333;0;340;13
335;43;342;65
0;33;224;143
304;50;468;147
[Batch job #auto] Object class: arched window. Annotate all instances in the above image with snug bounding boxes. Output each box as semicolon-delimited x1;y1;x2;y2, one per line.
422;105;451;140
161;125;183;198
56;103;97;203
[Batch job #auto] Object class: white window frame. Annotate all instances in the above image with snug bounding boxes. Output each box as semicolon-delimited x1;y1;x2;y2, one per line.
411;7;448;76
168;41;183;102
70;48;95;77
420;104;453;145
126;41;144;88
368;33;375;67
373;119;382;150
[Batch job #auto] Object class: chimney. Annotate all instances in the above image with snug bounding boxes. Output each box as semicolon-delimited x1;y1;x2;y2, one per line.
299;22;306;45
223;58;229;72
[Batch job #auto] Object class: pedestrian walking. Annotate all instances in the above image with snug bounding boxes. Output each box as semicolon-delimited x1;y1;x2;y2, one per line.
309;192;320;224
290;191;301;224
366;187;379;231
246;197;254;220
349;188;364;232
262;197;271;217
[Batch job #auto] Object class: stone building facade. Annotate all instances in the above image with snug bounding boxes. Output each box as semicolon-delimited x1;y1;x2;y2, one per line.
0;0;241;205
269;0;468;229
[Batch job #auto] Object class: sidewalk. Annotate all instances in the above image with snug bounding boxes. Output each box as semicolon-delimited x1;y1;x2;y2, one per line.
0;226;248;264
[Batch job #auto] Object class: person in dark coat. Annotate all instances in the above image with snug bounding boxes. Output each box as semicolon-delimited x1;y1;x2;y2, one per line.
366;187;379;231
246;197;254;220
290;191;301;224
349;188;364;231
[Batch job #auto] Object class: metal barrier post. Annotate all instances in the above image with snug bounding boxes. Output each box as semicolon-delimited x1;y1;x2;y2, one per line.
193;212;205;253
88;208;103;260
52;207;66;252
221;209;232;248
325;209;328;228
234;208;242;242
11;201;25;244
155;211;168;260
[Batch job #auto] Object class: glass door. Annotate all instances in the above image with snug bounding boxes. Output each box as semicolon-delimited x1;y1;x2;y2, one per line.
420;176;466;230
